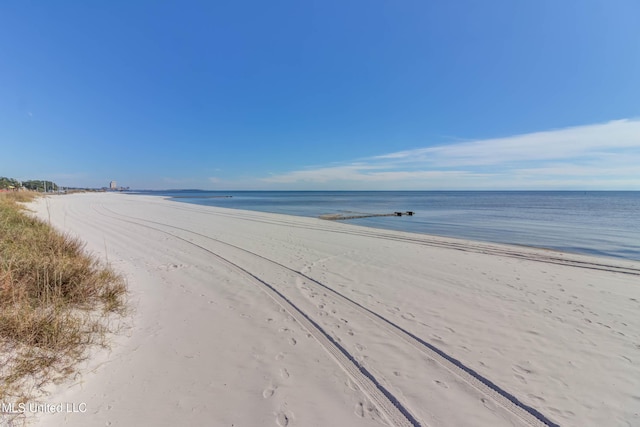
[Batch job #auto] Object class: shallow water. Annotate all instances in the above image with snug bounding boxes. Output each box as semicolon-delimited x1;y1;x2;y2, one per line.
132;191;640;261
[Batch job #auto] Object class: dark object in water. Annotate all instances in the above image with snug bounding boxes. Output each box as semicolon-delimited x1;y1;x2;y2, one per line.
320;211;415;221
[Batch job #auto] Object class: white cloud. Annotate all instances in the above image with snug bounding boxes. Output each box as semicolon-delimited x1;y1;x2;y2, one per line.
370;119;640;167
260;119;640;190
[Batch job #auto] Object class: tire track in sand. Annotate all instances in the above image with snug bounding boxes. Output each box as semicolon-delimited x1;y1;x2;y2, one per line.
93;204;420;427
96;204;559;427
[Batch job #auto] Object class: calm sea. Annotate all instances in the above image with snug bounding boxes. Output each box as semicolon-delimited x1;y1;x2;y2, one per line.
132;191;640;261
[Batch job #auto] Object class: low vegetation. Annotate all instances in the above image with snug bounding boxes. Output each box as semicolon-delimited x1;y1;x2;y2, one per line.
0;177;59;192
0;192;127;422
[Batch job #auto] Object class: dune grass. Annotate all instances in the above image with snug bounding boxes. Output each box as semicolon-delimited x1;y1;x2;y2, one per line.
0;192;127;420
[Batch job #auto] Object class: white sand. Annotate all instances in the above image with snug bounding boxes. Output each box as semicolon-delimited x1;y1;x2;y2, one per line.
25;193;640;427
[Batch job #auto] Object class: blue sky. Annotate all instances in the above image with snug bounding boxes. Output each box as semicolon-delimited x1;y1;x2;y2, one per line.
1;1;639;190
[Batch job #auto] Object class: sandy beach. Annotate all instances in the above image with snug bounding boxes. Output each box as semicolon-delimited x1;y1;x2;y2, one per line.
27;193;640;427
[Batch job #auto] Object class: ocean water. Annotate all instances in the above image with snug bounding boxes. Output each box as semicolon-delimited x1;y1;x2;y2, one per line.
133;191;640;261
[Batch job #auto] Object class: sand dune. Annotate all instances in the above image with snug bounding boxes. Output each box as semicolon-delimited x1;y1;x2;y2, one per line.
27;193;640;427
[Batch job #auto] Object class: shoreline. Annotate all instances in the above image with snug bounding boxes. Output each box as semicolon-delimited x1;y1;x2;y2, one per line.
147;191;640;262
163;195;640;271
27;192;640;426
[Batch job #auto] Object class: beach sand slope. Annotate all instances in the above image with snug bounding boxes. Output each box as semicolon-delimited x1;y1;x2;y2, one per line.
28;193;640;427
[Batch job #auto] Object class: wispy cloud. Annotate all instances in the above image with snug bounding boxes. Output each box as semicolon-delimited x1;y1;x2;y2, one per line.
370;119;640;166
261;119;640;190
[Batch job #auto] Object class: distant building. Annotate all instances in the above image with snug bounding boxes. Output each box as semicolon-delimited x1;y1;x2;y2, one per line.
110;181;117;190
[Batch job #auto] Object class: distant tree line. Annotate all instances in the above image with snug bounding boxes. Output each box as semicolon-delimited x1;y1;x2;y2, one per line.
0;176;59;192
23;180;59;192
0;177;21;189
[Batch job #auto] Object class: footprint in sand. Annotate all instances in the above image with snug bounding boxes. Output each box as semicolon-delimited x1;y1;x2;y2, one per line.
355;402;365;418
280;368;290;379
276;412;291;426
275;352;285;361
527;394;546;403
263;386;276;399
480;397;495;411
289;338;297;346
346;378;359;391
512;364;534;375
514;374;527;384
431;334;445;344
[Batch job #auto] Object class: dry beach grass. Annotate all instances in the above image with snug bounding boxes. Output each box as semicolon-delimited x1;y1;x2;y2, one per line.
0;192;127;424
